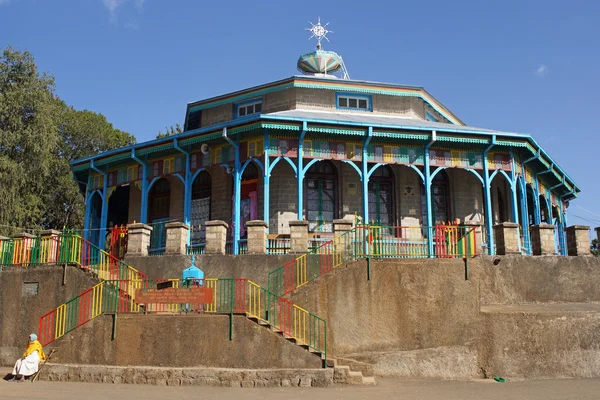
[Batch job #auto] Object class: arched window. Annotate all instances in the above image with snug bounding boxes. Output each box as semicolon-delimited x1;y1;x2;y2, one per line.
497;187;506;223
191;171;211;244
368;165;394;226
305;161;337;233
148;178;170;251
539;195;549;223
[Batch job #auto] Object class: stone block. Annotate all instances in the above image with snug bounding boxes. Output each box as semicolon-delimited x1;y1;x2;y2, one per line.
289;220;309;254
565;225;591;256
333;219;353;233
13;232;35;239
127;223;153;257
205;220;228;255
494;222;521;255
246;220;268;254
530;224;557;255
165;222;189;255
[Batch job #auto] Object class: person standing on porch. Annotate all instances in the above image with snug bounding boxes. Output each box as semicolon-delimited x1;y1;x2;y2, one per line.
8;334;46;382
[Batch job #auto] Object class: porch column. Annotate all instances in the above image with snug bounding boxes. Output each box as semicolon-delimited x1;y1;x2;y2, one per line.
246;220;268;254
362;127;373;224
83;189;92;243
424;148;433;257
126;223;152;257
90;160;109;251
173;139;191;227
165;222;189;255
518;175;531;254
131;149;148;224
509;152;521;248
223;127;241;255
482;137;496;255
297;122;307;219
289;220;309;254
263;129;271;231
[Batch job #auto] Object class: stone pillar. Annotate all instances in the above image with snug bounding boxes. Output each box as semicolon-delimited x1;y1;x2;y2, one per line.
205;220;229;255
565;225;591;256
333;219;353;234
530;224;556;255
126;223;153;257
493;222;521;255
464;220;485;255
40;229;61;263
246;220;268;254
289;220;309;254
165;222;190;255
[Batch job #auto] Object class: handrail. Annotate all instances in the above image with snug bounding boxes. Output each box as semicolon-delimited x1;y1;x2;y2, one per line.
268;224;478;296
0;231;147;282
38;277;327;365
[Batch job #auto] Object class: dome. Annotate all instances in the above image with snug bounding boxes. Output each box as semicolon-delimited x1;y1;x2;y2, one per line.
297;49;344;75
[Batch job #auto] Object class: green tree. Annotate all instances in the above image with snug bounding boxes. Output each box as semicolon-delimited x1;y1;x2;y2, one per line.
592;239;600;257
156;123;182;139
0;47;136;236
0;47;60;236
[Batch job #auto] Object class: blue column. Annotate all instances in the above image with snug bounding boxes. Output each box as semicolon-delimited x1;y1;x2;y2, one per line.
263;129;270;231
297;122;307;220
83;175;92;242
518;175;531;254
232;147;241;255
131;149;148;224
361;127;373;223
483;136;496;255
174;139;191;227
424;147;433;257
533;177;542;225
90;160;109;250
99;179;109;251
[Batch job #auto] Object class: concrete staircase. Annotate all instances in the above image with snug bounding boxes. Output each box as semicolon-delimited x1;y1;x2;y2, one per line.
248;316;375;385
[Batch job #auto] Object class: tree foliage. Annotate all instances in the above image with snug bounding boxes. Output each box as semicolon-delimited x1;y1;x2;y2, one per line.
0;47;136;236
156;123;182;139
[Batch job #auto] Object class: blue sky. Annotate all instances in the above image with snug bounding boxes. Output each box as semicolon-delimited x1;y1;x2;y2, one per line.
1;0;599;229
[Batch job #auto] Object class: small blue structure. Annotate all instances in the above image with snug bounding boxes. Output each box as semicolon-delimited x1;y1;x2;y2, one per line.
182;255;204;285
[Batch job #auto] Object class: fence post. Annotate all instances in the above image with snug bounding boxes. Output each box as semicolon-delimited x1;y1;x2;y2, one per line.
246;220;268;254
289;221;309;254
126;223;153;257
493;223;521;255
165;222;190;255
565;225;591;256
205;221;229;255
530;224;557;255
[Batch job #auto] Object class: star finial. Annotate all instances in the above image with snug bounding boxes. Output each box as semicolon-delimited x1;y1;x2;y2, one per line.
306;17;332;50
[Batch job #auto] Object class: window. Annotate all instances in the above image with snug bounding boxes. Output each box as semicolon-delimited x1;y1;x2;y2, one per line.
163;159;172;174
337;94;371;111
186;110;201;131
426;111;438;122
191;154;198;169
236;100;262;118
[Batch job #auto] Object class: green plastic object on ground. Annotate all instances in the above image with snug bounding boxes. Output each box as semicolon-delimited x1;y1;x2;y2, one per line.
494;376;505;382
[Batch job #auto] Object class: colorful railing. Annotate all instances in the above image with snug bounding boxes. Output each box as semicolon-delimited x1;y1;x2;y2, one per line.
0;232;147;282
267;236;291;255
38;277;327;364
268;224;478;296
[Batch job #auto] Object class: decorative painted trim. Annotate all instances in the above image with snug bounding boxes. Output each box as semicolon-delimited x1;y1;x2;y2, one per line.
437;136;489;144
307;125;365;136
373;131;429;141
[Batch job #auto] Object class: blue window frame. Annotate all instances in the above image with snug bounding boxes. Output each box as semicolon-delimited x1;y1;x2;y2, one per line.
336;93;372;112
234;98;262;118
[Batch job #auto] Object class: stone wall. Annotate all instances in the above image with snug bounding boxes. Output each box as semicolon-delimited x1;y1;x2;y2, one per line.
201;104;232;127
396;165;422;226
166;175;185;223
447;169;483;224
209;166;232;223
262;88;296;114
45;314;323;370
39;364;333;387
0;266;99;366
339;161;362;221
472;255;600;304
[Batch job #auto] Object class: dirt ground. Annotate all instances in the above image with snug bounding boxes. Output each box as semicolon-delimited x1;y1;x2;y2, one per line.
3;377;600;400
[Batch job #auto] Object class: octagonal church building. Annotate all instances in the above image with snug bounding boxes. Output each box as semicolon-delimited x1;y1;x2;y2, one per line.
70;27;580;258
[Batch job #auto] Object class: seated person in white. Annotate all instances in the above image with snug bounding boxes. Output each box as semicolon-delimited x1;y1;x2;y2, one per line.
9;333;47;382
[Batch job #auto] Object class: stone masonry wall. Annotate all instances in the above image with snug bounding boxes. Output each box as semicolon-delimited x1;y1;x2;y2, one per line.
339;161;362;221
396;165;422;226
262;88;296;114
201;104;232;127
166;175;184;223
